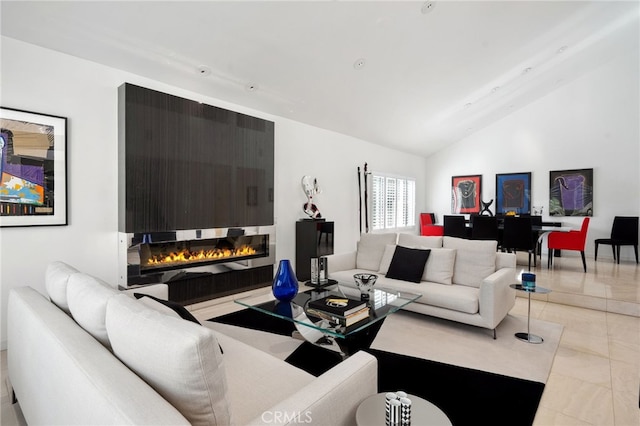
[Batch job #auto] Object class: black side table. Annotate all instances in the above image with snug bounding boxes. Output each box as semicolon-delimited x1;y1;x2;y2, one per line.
510;284;551;344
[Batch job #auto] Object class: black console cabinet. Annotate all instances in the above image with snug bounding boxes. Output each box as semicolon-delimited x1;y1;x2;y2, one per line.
295;219;334;281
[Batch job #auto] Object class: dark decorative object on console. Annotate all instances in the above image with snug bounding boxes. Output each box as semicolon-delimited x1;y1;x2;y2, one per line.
480;199;494;216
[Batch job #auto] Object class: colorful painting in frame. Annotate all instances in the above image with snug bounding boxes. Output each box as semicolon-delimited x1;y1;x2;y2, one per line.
0;107;67;227
549;168;593;216
451;175;481;214
495;172;531;215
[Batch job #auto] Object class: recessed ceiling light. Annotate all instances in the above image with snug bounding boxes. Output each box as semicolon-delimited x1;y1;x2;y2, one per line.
353;58;366;70
197;65;211;76
421;2;436;14
245;83;259;92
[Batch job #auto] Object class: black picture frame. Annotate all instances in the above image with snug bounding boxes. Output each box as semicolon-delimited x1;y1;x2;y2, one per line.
0;107;68;227
495;172;532;215
451;175;482;214
549;168;593;216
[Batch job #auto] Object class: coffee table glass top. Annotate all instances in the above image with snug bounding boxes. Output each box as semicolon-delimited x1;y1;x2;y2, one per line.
234;284;421;339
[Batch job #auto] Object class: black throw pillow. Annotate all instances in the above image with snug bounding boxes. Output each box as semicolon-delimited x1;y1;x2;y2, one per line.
133;293;201;324
385;246;431;283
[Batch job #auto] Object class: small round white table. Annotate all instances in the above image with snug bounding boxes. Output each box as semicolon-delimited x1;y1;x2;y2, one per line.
355;392;452;425
510;283;551;344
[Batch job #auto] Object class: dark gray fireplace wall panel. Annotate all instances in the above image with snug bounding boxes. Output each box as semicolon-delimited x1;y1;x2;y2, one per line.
118;83;275;233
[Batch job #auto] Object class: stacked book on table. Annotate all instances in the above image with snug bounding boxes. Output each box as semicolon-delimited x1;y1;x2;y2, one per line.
306;295;370;327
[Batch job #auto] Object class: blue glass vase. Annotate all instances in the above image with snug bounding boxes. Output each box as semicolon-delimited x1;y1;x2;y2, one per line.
272;259;299;302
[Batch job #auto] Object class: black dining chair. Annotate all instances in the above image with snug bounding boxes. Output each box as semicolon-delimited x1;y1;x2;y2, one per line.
528;215;543;260
594;216;639;264
443;215;468;239
471;215;499;242
502;216;536;270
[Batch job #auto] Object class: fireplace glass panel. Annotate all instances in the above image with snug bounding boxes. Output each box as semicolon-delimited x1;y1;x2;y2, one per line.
138;234;269;274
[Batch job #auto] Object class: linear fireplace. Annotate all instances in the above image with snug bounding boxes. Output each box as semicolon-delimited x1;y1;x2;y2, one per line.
139;234;268;274
118;226;275;305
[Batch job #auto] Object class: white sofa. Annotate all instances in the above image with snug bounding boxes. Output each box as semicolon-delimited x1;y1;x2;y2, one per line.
7;261;377;425
327;234;517;338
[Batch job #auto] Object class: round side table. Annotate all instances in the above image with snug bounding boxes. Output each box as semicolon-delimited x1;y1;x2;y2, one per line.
355;392;451;426
510;283;551;344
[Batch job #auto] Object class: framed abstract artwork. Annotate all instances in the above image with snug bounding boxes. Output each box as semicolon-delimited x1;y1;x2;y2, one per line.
451;175;482;214
495;172;531;215
0;107;67;227
549;168;593;216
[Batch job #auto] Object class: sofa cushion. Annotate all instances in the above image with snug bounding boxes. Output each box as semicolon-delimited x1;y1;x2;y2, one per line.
386;246;431;283
419;282;479;314
106;294;230;426
134;293;200;324
397;233;443;249
422;248;456;285
443;237;497;287
45;261;79;315
378;244;396;275
356;233;397;270
66;273;118;349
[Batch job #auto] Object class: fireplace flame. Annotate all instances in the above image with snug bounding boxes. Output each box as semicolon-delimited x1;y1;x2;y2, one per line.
146;245;257;267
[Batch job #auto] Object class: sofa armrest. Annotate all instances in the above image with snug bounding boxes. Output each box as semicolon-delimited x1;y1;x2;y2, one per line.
248;350;378;425
326;251;357;275
478;266;517;329
121;283;169;300
8;287;189;425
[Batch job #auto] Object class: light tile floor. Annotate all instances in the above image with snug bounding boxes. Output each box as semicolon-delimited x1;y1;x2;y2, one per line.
2;255;638;425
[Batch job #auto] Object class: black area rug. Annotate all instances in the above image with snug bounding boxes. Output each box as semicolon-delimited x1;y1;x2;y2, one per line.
209;310;545;425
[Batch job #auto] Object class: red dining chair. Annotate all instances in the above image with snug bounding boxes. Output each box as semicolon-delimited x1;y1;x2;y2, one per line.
420;213;444;236
548;217;590;272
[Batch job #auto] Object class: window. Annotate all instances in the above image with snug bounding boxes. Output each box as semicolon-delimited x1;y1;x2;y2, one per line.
371;173;416;231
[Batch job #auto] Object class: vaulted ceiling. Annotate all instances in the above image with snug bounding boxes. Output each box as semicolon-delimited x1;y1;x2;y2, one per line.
2;1;638;157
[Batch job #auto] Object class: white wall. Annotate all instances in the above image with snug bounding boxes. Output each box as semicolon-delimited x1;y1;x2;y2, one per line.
0;37;426;348
424;44;640;261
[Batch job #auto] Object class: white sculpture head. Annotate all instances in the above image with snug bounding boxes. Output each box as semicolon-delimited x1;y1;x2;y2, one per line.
301;176;322;219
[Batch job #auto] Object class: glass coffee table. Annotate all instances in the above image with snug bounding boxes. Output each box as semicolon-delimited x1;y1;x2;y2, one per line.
235;283;421;357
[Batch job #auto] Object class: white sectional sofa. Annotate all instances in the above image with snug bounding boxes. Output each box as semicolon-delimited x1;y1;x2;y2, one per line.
7;261;377;425
327;233;517;338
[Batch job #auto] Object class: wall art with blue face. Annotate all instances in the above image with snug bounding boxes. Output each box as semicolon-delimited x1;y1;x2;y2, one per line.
495;172;531;215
